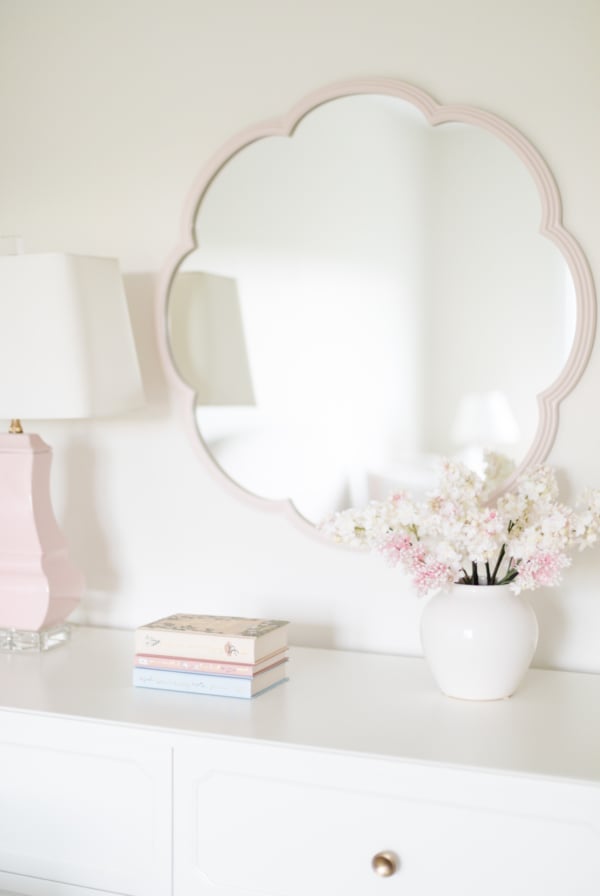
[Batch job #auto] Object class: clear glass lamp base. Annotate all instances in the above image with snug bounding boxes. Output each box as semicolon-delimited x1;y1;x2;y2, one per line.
0;623;71;653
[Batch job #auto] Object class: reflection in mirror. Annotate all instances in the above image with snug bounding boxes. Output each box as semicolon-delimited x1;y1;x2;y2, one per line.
168;93;576;525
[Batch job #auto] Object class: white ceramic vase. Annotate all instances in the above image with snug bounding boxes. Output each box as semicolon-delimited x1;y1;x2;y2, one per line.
420;583;539;701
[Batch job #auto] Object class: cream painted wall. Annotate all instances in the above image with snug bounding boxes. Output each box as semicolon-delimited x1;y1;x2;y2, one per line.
1;0;600;671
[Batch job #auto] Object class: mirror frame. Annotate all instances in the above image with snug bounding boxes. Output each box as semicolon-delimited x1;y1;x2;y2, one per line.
156;78;597;538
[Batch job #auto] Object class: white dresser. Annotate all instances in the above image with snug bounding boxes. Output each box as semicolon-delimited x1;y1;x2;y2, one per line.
0;625;598;895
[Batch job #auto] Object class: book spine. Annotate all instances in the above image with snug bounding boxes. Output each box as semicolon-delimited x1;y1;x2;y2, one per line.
134;653;287;677
133;667;253;698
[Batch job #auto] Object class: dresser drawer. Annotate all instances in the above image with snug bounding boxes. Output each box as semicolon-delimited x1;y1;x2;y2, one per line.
174;738;600;896
0;713;172;896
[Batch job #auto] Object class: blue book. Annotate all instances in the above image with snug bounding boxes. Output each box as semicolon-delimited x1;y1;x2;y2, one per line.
133;663;288;699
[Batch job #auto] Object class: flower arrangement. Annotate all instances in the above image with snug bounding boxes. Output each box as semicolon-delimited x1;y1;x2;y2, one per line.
320;455;600;598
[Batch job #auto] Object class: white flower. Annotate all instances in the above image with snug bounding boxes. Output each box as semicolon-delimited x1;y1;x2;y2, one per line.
319;456;600;599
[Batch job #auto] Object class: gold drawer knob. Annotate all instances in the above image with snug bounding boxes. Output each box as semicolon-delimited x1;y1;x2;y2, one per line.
371;851;398;877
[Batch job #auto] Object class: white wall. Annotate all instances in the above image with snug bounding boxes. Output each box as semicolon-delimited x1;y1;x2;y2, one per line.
1;0;600;671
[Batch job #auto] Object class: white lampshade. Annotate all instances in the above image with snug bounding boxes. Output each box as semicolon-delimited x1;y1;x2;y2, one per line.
451;390;520;447
0;253;144;420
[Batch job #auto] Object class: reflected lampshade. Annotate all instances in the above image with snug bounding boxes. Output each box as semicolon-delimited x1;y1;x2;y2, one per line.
169;270;255;406
451;390;520;448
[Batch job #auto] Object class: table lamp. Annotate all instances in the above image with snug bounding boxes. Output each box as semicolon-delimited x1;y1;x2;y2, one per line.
0;252;144;651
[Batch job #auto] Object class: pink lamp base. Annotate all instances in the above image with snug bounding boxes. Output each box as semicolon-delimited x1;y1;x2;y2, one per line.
0;432;84;650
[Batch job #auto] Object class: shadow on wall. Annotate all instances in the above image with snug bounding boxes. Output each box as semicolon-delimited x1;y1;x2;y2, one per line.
61;436;119;609
288;623;337;649
529;589;568;670
59;273;171;616
123;272;171;413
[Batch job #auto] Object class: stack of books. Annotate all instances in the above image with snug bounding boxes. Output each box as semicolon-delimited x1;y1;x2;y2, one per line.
133;613;290;699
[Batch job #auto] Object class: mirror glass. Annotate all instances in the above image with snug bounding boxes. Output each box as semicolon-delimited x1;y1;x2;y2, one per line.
168;94;575;525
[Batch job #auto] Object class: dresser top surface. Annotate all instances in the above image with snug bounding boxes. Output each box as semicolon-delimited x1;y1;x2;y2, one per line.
0;624;598;785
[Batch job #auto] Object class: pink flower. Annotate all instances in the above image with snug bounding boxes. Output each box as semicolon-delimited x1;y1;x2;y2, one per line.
513;550;571;592
411;558;454;597
319;454;600;599
380;534;453;596
380;534;414;566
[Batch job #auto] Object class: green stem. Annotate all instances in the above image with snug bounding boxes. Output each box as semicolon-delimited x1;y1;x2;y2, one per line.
497;567;519;585
485;561;492;585
490;544;506;584
472;561;479;585
496;556;521;586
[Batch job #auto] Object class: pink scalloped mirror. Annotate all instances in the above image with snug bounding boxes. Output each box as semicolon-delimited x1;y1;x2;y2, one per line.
157;79;596;535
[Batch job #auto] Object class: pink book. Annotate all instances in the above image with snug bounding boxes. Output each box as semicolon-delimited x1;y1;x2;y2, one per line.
134;648;289;678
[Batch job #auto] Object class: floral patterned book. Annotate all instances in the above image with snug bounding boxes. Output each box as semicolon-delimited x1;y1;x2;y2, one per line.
134;614;290;663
